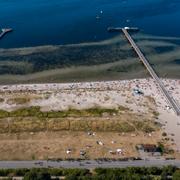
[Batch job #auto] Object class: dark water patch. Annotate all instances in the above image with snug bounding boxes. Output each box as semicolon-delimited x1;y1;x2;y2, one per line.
136;38;180;46
170;39;180;46
154;46;175;54
0;44;135;75
173;59;180;65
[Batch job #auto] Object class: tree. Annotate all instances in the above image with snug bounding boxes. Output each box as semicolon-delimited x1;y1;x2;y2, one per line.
37;171;51;180
23;170;38;180
23;169;51;180
173;170;180;180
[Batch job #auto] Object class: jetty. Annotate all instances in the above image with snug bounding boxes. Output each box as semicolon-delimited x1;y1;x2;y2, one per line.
109;27;180;116
108;26;139;32
0;28;13;39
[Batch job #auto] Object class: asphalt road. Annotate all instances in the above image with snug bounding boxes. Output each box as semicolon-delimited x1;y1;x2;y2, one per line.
0;160;180;169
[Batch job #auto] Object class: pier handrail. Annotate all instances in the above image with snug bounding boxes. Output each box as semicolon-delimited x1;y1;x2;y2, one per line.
122;28;180;116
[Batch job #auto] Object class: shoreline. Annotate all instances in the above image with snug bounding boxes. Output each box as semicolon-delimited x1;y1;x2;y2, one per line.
0;77;179;88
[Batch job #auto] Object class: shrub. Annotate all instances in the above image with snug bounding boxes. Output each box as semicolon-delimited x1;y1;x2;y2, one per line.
162;132;167;137
62;169;90;176
173;170;180;180
23;169;51;180
157;143;165;154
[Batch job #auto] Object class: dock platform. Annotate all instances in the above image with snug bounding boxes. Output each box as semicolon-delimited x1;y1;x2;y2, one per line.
108;27;139;32
0;28;13;39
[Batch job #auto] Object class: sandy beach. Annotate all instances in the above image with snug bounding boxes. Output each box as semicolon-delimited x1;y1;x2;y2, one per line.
0;78;179;153
0;78;179;112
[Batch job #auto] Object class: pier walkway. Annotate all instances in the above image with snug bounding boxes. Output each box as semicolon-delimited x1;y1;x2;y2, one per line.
0;28;12;39
122;28;180;116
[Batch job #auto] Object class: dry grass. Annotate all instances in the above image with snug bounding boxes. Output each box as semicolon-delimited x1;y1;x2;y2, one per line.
0;131;163;160
7;97;30;105
0;106;161;160
0;79;167;160
0;115;157;133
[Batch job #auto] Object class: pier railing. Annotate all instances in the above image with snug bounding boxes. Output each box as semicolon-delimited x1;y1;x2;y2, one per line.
121;28;180;116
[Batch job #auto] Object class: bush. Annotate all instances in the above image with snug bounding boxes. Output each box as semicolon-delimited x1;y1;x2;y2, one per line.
0;166;178;179
62;169;90;176
23;169;51;180
94;166;177;178
47;169;63;176
23;170;38;180
157;142;165;154
162;166;177;176
162;132;167;137
0;169;13;176
173;170;180;180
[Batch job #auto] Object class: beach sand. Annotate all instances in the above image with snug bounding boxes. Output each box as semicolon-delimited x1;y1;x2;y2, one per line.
0;78;179;152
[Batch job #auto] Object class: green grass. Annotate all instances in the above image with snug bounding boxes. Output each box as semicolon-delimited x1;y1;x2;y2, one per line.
152;111;160;118
0;116;157;133
0;107;157;133
132;120;156;133
0;106;119;118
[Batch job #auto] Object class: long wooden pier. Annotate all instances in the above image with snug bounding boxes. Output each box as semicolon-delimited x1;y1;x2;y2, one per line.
122;28;180;116
0;28;12;39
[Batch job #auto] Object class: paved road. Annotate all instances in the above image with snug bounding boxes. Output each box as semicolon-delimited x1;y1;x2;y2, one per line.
0;160;180;169
122;28;180;116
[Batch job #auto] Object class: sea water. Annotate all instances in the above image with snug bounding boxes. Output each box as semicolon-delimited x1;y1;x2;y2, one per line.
0;0;180;48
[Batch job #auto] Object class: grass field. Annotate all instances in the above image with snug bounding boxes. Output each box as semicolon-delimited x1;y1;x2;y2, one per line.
0;104;162;160
0;81;173;160
0;131;163;160
0;106;157;133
